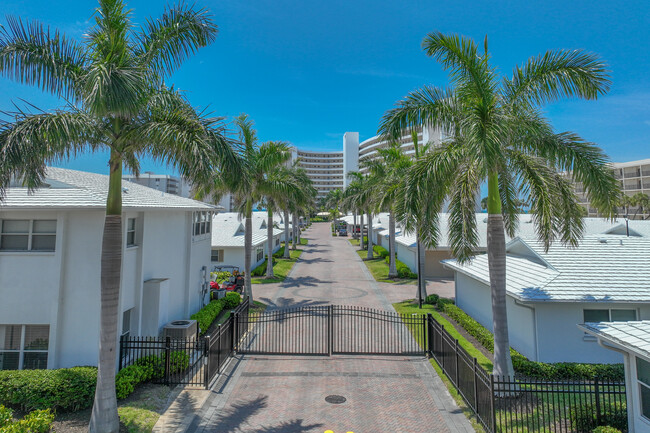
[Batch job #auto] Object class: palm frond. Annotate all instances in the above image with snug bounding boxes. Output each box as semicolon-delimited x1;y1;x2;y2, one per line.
138;3;218;78
0;16;87;101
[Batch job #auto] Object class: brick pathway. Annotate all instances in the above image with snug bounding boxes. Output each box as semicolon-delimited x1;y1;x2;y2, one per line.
156;223;474;433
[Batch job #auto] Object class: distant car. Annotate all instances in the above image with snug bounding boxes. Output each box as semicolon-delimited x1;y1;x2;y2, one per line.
338;228;348;236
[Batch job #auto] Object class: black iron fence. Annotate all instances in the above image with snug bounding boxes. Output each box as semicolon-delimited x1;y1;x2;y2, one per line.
426;313;627;433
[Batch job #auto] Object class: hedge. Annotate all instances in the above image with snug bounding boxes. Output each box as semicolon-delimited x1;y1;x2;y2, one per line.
115;351;189;399
0;406;53;433
592;427;623;433
191;299;226;334
382;255;417;279
570;402;627;432
435;299;625;381
223;292;241;309
373;245;389;258
251;258;277;277
0;367;97;412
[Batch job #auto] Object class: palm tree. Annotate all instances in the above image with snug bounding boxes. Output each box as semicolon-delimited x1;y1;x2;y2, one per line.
203;114;292;295
631;192;649;220
0;2;235;432
365;141;412;278
618;194;633;217
379;32;618;378
343;172;375;258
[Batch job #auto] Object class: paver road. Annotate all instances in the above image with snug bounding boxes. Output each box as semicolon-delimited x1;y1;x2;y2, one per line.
159;223;473;433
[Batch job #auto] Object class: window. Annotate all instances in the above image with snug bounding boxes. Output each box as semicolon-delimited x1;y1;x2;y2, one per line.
121;309;132;340
211;249;224;262
126;218;137;247
0;325;49;370
193;211;211;236
256;248;264;262
0;220;56;251
275;237;280;247
583;309;637;323
637;357;650;420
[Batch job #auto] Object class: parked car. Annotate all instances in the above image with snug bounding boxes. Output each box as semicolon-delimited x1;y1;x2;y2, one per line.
338;228;348;236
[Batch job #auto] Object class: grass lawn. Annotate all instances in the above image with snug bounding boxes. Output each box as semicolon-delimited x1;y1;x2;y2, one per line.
393;300;493;372
355;250;416;284
348;238;359;246
251;239;307;284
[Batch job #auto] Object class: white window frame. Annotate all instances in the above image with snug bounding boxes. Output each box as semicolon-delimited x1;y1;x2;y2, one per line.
192;211;212;238
636;356;650;422
0;219;57;252
211;249;224;262
0;324;50;370
256;247;264;262
126;218;137;247
583;308;638;323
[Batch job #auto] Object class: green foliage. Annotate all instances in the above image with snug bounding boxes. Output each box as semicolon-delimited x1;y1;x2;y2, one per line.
251;258;277;277
436;299;625;380
570;402;627;432
223;292;241;309
592;427;623;433
211;271;232;281
117;352;189;399
272;246;286;258
0;408;54;433
191;299;226;334
396;259;417;279
0;367;97;412
373;245;389;258
310;216;328;222
425;294;439;305
115;365;150;400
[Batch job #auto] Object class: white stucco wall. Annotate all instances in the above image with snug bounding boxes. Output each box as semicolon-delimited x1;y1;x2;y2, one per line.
454;271;650;364
396;243;417;273
0;207;212;369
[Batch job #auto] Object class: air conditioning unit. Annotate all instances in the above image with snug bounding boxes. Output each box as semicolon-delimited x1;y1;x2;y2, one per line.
163;320;198;340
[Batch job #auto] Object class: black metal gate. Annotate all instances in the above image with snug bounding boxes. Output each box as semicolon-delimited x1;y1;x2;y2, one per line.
237;305;425;356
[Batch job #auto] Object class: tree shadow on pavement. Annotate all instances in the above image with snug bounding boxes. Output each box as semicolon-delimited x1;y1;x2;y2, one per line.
258;297;329;310
279;276;326;287
211;395;268;433
251;419;324;433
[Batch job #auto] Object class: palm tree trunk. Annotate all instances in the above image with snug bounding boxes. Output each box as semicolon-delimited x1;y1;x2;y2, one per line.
89;155;122;433
366;210;374;259
283;208;290;259
353;212;357;239
487;172;514;379
388;211;397;278
266;207;274;278
416;228;427;306
359;212;364;249
291;214;297;250
244;200;253;302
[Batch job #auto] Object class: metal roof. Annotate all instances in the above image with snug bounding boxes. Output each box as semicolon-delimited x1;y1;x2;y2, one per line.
579;321;650;360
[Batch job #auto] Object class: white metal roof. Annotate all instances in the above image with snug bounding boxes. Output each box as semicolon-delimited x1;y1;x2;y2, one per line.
1;167;215;211
444;235;650;303
579;321;650;360
211;212;283;248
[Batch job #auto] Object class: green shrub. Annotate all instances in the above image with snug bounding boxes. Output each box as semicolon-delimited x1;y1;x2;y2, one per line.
115;365;146;399
435;299;625;381
134;355;164;379
570;402;627;432
0;408;54;433
0;406;12;428
396;259;416;279
251;258;277;277
191;299;226;334
592;427;622;433
0;367;97;412
425;294;439;305
373;245;389;258
224;292;241;309
273;246;285;258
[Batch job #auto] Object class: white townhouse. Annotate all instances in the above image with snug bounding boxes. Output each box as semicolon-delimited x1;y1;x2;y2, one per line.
0;168;215;370
210;212;284;271
580;321;650;432
443;235;650;364
394;215;650;279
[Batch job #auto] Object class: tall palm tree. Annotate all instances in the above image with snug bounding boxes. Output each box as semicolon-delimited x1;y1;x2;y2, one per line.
343;172;375;258
202;114;292;296
0;2;235;432
379;32;618;378
365;141;412;278
630;192;649;220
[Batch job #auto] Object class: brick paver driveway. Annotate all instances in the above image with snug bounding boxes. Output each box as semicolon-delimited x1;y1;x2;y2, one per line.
161;223;473;433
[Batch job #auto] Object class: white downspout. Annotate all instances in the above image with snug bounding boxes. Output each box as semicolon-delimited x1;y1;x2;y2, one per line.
513;299;539;362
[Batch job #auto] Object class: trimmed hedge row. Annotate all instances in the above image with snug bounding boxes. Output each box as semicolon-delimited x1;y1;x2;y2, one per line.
571;402;627;432
0;367;97;412
115;351;190;399
0;406;53;433
435;299;625;381
384;256;417;279
191;292;241;334
191;299;226;334
251;258;277;277
373;245;389;258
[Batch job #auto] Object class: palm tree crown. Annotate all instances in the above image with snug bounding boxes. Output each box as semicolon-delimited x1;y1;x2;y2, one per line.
379;32;619;378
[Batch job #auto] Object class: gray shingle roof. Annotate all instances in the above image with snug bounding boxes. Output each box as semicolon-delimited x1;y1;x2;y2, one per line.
1;167;215;211
579;321;650;359
444;235;650;303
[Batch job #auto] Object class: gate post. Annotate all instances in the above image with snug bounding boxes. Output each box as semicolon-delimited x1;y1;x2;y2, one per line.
490;375;497;433
164;336;171;385
328;305;333;356
204;335;210;389
231;313;237;353
425;314;432;357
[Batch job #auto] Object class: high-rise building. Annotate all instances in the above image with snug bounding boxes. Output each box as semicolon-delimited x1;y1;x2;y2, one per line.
573;159;650;218
123;172;191;196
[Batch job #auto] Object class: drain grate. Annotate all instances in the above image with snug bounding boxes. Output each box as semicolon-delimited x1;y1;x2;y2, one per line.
325;395;347;404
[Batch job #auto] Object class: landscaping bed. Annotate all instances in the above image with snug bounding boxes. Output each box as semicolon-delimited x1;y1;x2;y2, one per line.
355;250;416;284
251;239;307;284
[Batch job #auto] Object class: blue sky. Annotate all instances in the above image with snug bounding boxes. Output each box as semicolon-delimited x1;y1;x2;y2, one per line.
1;0;649;176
